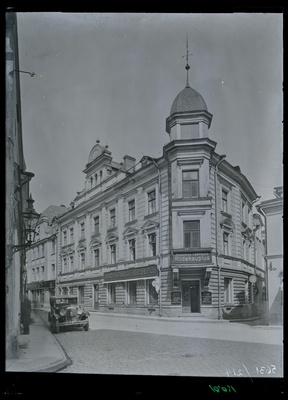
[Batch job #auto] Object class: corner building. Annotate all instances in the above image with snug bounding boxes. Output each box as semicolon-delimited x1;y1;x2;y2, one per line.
57;78;265;319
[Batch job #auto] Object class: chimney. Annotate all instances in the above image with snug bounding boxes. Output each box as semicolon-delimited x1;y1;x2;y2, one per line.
123;155;136;171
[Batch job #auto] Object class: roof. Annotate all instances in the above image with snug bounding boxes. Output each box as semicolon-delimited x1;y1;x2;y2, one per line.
40;205;67;223
170;85;208;115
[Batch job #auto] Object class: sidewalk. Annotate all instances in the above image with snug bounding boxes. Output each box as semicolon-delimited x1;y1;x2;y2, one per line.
5;311;68;373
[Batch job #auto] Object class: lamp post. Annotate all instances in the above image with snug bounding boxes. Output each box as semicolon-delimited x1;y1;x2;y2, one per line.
12;194;40;300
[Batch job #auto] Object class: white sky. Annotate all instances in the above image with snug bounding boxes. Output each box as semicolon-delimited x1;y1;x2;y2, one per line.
16;12;283;213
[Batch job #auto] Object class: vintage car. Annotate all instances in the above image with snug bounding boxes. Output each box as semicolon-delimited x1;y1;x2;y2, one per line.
48;295;90;333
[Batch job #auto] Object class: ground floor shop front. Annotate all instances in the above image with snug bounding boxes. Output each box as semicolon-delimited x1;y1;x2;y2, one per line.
55;263;265;320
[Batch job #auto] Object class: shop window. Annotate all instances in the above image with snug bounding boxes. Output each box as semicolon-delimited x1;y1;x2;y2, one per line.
148;190;156;214
224;278;233;304
146;279;158;305
182;171;199;198
128;281;137;304
108;283;116;304
128;199;136;221
183;221;200;248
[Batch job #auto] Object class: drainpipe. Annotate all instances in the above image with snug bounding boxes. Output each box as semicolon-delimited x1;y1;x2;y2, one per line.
151;159;162;317
214;155;226;319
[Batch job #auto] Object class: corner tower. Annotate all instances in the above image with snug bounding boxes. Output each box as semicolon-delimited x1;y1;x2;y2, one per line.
166;39;213;140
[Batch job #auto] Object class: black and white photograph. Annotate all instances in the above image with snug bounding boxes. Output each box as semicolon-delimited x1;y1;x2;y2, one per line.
5;10;283;394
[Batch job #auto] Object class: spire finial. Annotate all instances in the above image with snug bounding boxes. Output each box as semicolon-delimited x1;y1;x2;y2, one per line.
182;33;193;87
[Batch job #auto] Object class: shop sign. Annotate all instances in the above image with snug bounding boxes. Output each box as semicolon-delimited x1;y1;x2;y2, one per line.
171;291;181;305
201;291;212;305
104;265;158;282
173;252;211;264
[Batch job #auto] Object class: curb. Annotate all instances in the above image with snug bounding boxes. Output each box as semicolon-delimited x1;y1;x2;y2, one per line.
35;312;69;372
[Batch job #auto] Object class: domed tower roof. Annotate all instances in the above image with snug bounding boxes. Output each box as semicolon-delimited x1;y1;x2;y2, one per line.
170;85;208;115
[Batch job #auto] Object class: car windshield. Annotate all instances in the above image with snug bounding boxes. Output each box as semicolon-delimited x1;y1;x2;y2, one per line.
55;297;78;305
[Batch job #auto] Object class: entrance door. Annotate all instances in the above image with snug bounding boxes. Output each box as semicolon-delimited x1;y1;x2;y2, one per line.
94;284;99;310
182;281;200;313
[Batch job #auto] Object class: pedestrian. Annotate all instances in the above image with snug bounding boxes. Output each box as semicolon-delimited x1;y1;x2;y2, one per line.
21;293;31;335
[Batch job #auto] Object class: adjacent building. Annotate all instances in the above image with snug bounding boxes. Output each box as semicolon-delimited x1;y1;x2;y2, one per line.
26;205;67;310
257;186;283;325
6;12;36;359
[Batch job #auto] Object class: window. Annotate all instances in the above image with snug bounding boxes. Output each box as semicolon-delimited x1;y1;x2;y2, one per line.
224;278;233;303
108;283;116;304
69;256;74;271
51;239;56;254
63;257;67;273
222;190;228;213
51;264;55;277
36;267;40;279
148;190;156;214
183;221;200;248
110;209;116;227
78;286;85;303
41;266;45;279
80;222;85;238
223;232;229;255
128;199;136;221
99;170;103;181
94;216;99;234
110;244;116;264
32;268;35;281
128;281;137;304
129;239;136;260
94;249;100;268
182;171;199;198
241;199;246;223
148;233;157;256
40;243;45;258
243;240;246;260
95;173;98;185
70;227;74;243
63;230;67;246
80;253;85;269
146;279;158;305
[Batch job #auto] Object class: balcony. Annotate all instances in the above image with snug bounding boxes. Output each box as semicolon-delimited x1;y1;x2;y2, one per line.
172;248;212;264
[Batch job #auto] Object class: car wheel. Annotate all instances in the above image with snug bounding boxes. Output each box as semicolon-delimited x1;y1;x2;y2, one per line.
84;322;89;331
55;321;60;333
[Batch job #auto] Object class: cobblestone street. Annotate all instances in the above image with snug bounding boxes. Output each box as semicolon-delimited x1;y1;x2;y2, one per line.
56;328;282;377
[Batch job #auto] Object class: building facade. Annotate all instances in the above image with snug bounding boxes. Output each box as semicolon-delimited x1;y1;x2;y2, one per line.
26;205;67;310
6;12;36;358
257;186;283;325
52;73;266;320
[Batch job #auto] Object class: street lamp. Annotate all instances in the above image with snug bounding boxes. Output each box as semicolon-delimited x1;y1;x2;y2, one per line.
12;194;40;254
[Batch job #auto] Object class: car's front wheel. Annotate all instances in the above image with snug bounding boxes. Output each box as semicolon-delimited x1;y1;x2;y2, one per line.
84;322;89;331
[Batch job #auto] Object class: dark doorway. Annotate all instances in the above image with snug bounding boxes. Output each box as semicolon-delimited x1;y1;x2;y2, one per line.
182;280;200;313
94;284;99;310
